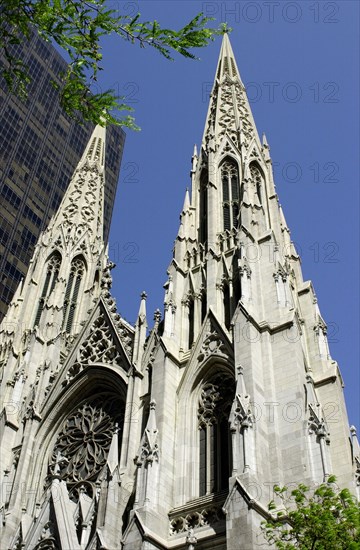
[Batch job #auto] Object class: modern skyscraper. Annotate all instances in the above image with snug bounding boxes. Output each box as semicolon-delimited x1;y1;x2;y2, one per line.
0;30;125;321
0;33;357;550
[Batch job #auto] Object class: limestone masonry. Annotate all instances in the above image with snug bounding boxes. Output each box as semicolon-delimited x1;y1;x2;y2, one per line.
0;34;358;550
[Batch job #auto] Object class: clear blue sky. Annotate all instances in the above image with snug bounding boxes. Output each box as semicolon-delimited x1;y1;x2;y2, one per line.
96;1;359;427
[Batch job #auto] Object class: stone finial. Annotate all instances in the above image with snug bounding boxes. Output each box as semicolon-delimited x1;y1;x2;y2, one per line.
153;309;162;329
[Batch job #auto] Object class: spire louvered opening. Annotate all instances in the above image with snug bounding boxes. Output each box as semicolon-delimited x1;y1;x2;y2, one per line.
33;252;61;327
95;139;101;160
221;158;240;231
63;256;86;334
87;138;96;160
230;57;237;77
86;134;105;166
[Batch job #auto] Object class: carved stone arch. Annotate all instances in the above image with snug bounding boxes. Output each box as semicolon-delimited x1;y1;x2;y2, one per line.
69;252;88;271
191;356;235;396
44;249;62;266
218;152;241;177
29;367;128;508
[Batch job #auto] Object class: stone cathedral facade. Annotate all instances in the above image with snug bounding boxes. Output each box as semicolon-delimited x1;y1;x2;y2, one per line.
0;34;358;550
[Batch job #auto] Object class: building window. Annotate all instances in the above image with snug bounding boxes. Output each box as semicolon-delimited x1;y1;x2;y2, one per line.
34;252;61;327
221;159;239;231
250;163;264;205
198;374;234;496
201;292;207;323
47;392;124;546
63;256;85;333
232;272;241;312
199;170;208;245
188;297;195;349
223;282;231;330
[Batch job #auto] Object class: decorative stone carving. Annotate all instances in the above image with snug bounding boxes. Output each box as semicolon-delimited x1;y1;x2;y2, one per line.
137;401;159;464
314;321;327;336
232;393;253;430
63;309;134;384
308;403;330;443
198;375;234;428
49;401;117;486
33;521;59;550
79;314;121;365
169;501;226;535
197;330;227;363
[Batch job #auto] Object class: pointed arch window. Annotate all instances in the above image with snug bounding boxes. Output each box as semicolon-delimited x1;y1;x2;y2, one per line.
232;272;241;312
188;296;195;349
63;256;85;333
198;374;234;496
223;281;231;330
199;170;208;245
221;159;240;231
34;252;61;327
250;163;264;206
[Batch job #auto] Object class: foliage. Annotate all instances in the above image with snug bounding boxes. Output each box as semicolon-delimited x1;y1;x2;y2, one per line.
261;476;360;549
0;0;225;128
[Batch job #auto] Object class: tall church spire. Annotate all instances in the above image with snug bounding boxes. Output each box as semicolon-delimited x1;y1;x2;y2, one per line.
47;123;106;247
0;34;356;550
0;123;110;347
202;32;260;153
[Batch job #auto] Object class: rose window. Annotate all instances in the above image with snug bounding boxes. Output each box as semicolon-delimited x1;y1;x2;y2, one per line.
49;398;122;486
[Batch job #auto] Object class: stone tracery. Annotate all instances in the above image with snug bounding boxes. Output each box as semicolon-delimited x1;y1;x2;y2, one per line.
48;395;123;490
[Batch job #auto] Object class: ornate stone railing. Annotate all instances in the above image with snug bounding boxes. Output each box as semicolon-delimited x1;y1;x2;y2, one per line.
168;490;227;536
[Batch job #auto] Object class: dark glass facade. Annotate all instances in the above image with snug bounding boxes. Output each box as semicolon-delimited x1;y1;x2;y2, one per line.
0;32;125;321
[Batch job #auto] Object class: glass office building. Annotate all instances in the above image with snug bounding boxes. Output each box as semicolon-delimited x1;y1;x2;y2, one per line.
0;31;125;321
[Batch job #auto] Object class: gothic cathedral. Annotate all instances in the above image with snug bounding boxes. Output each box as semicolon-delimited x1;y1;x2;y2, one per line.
0;33;358;550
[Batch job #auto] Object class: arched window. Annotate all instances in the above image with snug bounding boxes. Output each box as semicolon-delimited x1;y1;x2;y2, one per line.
223;282;231;330
221;159;240;231
34;252;61;327
199;170;208;245
198;374;234;496
47;391;124;546
63;256;85;333
232;254;241;312
188;297;195;349
250;163;264;205
201;292;207;324
233;273;241;312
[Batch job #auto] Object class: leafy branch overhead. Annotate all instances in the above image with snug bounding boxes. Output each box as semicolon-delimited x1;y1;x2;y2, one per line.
0;0;225;129
261;476;360;549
